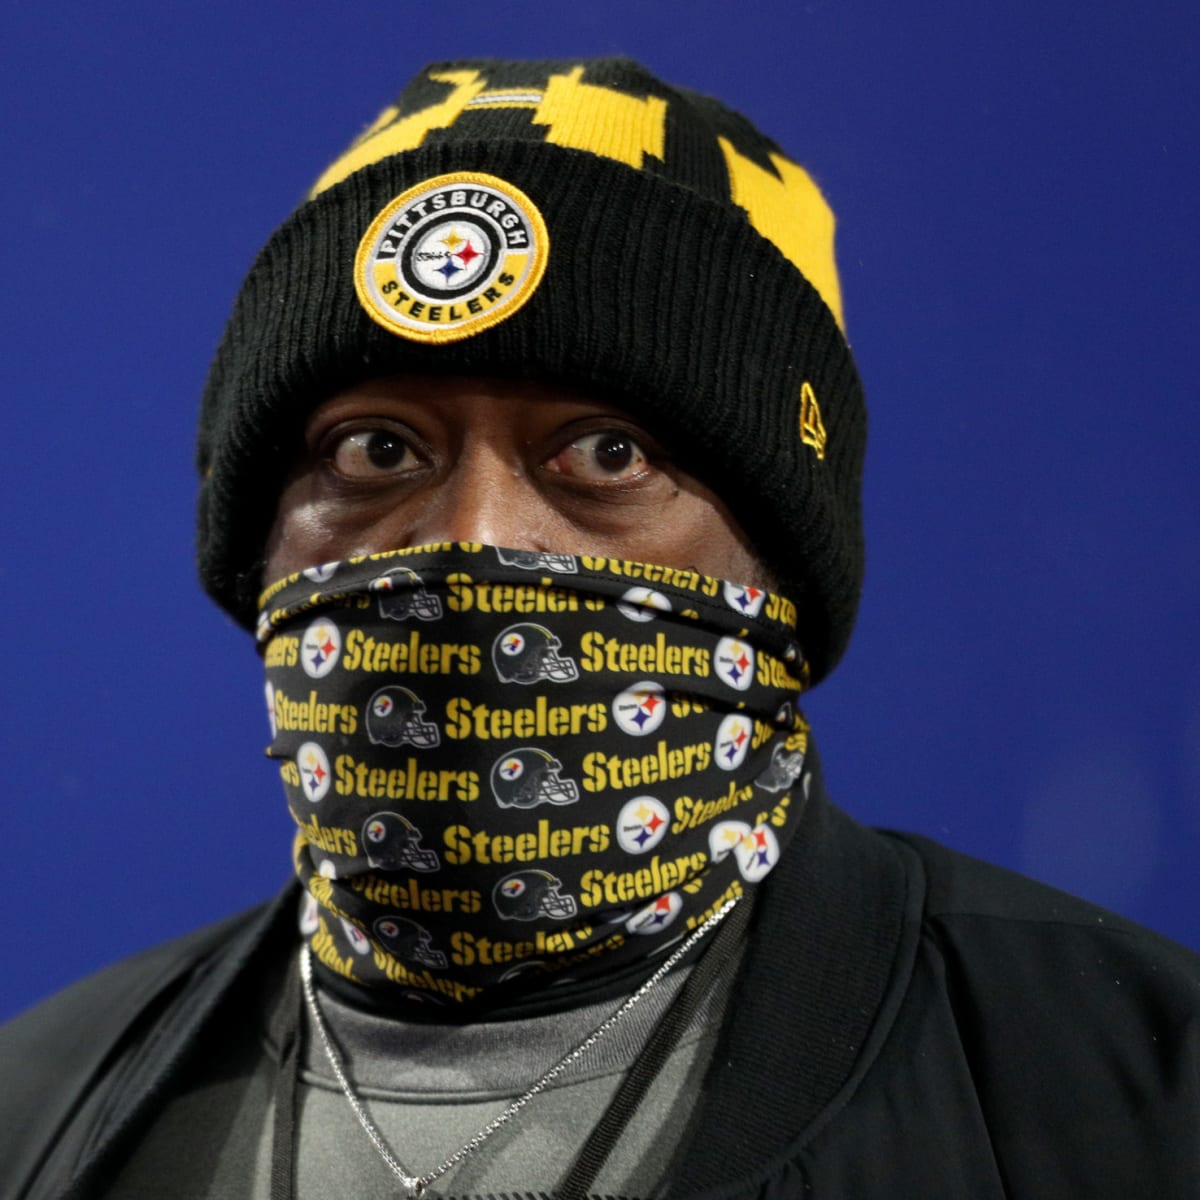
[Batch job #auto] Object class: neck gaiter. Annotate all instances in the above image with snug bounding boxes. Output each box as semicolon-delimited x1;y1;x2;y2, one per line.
258;544;812;1010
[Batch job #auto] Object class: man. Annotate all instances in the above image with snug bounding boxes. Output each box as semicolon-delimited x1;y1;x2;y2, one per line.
3;56;1198;1199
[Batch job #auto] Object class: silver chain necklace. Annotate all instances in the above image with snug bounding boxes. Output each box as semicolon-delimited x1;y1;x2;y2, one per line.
299;896;737;1199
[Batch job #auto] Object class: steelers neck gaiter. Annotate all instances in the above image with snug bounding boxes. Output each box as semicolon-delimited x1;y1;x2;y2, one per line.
258;543;813;1012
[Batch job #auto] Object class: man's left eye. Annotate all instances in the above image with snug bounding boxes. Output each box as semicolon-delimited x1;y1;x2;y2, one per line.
546;431;650;481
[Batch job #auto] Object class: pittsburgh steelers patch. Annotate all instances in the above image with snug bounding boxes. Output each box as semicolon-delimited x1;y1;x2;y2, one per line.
354;172;549;344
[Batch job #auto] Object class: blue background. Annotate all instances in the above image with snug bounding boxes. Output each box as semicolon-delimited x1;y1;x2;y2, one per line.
3;1;1197;1022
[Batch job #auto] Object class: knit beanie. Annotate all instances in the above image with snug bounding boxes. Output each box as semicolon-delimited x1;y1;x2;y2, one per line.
196;56;866;682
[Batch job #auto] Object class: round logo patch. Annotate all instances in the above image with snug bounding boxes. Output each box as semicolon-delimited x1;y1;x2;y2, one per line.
354;172;549;344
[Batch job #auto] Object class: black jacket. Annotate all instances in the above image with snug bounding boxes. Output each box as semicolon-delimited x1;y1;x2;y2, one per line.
4;776;1198;1199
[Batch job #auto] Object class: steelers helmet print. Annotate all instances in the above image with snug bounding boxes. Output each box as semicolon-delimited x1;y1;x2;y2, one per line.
493;869;578;921
361;811;441;872
365;686;441;748
494;546;579;574
492;623;578;684
754;742;807;793
373;916;448;969
490;748;580;809
370;565;443;621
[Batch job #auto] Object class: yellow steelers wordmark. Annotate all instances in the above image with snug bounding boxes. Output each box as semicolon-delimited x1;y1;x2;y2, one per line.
372;951;481;1003
355;171;549;345
718;138;844;330
443;820;610;865
352;875;483;915
311;923;358;980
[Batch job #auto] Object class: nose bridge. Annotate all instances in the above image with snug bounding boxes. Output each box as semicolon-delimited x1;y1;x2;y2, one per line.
415;441;539;549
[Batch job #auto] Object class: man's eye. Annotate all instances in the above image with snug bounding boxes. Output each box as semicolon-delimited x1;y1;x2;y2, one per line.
327;429;415;478
546;431;650;481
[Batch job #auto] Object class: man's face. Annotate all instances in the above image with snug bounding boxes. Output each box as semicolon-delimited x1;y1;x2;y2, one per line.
263;376;770;588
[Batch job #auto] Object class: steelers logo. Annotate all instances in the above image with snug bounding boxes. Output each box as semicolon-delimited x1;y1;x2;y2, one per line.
714;713;753;771
616;587;672;623
372;693;395;719
301;619;341;679
298;892;320;936
355;172;549;345
714;637;755;691
340;919;371;955
255;609;274;644
302;562;339;583
612;682;667;736
365;818;387;843
616;796;671;854
736;824;780;882
626;892;683;935
709;819;752;864
499;877;527;900
723;581;766;618
296;742;332;803
498;756;525;781
499;631;526;657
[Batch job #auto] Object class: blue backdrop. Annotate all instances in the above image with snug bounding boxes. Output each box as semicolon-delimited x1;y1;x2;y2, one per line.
3;1;1197;1022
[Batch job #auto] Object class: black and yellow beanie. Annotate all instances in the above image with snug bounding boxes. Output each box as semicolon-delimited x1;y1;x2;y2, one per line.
197;57;866;682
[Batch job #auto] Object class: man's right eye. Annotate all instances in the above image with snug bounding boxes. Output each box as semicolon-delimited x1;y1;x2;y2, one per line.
327;428;415;478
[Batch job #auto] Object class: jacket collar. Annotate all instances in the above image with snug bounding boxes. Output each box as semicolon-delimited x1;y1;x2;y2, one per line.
669;752;921;1197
